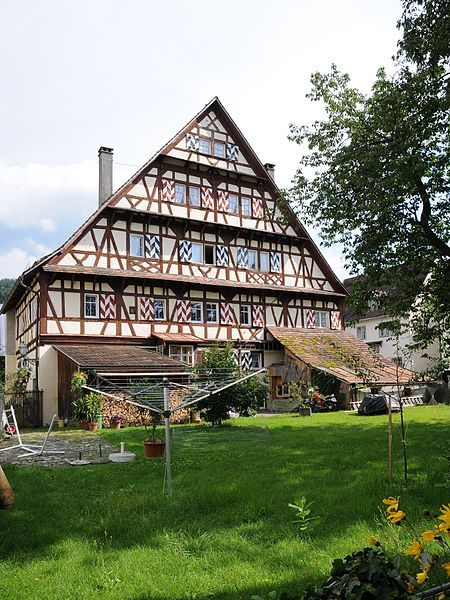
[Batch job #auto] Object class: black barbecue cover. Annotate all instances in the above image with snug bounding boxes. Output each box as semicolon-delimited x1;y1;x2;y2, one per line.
358;394;400;416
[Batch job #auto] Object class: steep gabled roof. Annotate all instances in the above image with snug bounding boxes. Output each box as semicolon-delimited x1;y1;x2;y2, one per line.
2;97;347;313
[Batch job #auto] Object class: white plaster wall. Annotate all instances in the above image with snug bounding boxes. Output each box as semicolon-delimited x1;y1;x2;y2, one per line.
39;345;58;424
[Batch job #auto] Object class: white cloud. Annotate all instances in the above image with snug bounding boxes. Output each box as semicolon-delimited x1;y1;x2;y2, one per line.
0;160;97;230
0;248;40;278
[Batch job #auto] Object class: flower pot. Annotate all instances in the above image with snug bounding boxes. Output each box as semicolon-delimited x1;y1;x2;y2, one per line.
88;422;99;432
79;420;89;431
57;419;65;429
298;407;312;417
143;440;165;458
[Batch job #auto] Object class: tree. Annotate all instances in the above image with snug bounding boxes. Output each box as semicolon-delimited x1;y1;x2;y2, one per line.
0;279;15;304
288;0;449;363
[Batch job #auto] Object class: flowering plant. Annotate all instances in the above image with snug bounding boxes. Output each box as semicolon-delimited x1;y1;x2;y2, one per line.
367;497;450;596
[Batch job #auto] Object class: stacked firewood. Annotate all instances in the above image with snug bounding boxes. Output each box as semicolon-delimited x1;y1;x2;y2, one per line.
101;389;190;427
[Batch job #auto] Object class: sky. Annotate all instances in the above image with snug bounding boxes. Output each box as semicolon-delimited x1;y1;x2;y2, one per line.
0;0;403;281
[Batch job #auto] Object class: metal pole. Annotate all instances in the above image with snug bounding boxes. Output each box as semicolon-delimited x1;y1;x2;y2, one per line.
163;377;172;496
388;395;393;483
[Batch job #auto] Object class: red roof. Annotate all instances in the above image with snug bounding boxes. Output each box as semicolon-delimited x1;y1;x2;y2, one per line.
267;327;415;385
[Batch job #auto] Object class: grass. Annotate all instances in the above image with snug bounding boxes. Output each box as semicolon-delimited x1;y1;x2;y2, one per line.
1;405;449;599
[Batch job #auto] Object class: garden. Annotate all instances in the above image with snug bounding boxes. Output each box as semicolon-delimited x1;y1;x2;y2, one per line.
0;405;449;599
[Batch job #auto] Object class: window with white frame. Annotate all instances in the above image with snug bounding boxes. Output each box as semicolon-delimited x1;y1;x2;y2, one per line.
154;299;165;320
188;186;201;207
169;345;193;364
379;326;392;338
240;305;251;325
191;301;203;323
260;252;269;272
251;352;262;370
191;242;203;263
175;183;186;204
314;311;329;328
214;142;225;158
130;234;144;257
247;250;257;270
84;294;99;318
392;356;403;366
204;245;215;265
228;194;238;214
206;302;218;323
198;139;211;155
241;197;251;216
356;325;367;340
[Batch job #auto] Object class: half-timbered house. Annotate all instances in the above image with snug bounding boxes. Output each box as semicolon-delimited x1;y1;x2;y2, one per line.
2;98;412;423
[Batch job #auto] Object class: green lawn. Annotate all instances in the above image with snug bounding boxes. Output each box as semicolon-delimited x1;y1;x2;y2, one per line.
1;406;449;599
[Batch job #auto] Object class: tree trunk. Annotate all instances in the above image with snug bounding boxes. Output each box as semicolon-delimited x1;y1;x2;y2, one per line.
0;465;14;509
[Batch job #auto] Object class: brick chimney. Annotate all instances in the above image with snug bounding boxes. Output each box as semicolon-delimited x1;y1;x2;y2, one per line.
264;163;275;181
98;146;113;207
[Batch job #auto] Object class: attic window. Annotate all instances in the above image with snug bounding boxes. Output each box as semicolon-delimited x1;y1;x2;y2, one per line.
198;139;211;155
214;142;225;158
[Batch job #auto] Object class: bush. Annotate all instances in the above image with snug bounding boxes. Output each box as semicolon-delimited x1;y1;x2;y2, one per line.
235;376;268;416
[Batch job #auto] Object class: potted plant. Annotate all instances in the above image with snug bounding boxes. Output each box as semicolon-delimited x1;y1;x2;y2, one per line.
110;415;126;430
72;395;90;430
143;413;165;458
85;391;104;432
289;381;312;416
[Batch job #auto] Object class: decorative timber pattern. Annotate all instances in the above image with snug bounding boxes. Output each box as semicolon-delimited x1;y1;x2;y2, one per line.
100;294;116;319
139;297;154;321
306;309;316;329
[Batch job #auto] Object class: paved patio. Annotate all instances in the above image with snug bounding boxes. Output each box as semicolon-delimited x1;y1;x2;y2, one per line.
0;429;118;468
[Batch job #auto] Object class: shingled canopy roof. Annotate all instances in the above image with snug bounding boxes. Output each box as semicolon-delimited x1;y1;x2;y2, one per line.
54;344;186;373
267;327;414;385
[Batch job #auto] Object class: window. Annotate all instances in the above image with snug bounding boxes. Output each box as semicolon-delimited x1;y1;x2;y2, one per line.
198;139;211;155
228;194;239;214
251;352;262;370
392;356;403;366
379;326;391;338
260;252;269;272
315;311;329;328
275;379;290;398
175;184;186;204
214;142;225;158
154;300;165;320
356;325;367;340
170;345;193;364
130;235;144;257
204;245;215;265
247;250;257;270
188;186;201;207
84;294;99;318
206;302;218;323
191;242;203;263
241;197;251;216
191;301;203;323
240;305;251;325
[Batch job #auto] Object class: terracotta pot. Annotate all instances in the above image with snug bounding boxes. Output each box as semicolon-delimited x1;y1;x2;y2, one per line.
88;422;99;432
143;440;165;458
79;421;89;431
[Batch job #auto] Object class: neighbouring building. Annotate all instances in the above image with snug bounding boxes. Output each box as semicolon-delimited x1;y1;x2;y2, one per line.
1;98;413;423
344;275;441;374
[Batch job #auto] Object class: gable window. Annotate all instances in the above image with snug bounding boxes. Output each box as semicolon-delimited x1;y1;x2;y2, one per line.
206;302;218;323
170;345;193;364
191;242;203;264
198;139;211;155
247;250;257;270
379;326;391;338
84;294;99;318
228;194;239;214
214;142;225;158
154;300;165;320
240;305;251;325
189;186;201;207
175;184;186;204
130;234;144;257
314;311;329;328
191;301;203;323
204;245;215;265
260;252;269;272
356;325;367;340
241;197;251;216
